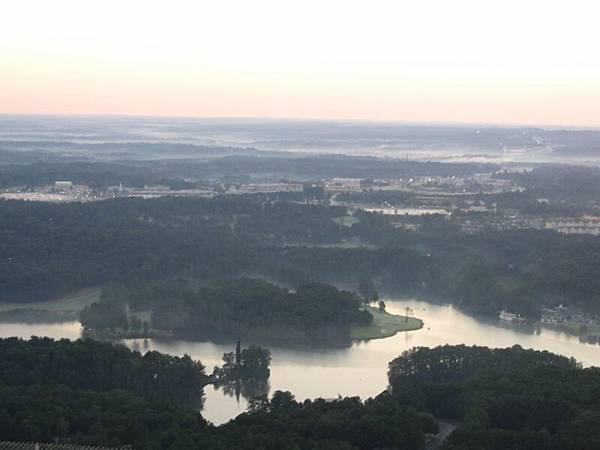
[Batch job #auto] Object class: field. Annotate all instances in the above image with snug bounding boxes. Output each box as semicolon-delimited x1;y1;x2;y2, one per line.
0;288;100;313
283;239;378;249
350;306;423;340
332;216;360;227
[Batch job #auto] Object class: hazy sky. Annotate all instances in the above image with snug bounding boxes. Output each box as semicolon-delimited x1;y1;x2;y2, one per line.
2;0;600;126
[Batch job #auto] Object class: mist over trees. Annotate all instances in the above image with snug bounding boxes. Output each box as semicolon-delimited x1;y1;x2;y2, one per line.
3;192;600;320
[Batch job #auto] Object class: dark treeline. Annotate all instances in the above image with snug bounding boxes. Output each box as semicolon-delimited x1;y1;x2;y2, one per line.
2;195;600;318
0;162;160;189
3;338;600;449
81;278;371;341
0;386;434;450
191;155;496;181
225;390;437;450
0;337;206;407
0;385;213;449
0;152;497;188
498;165;600;202
0;195;334;302
0;337;436;450
149;279;371;337
388;345;600;450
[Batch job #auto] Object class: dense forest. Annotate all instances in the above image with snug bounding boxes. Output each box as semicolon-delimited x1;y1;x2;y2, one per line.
0;151;497;188
0;337;206;407
0;337;434;449
389;344;600;450
498;165;600;202
2;194;600;319
0;385;213;448
2;339;600;449
224;390;437;450
80;278;371;342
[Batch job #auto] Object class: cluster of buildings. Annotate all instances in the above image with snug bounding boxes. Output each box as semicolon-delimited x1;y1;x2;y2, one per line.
1;181;100;203
545;216;600;236
540;305;571;324
540;305;596;326
500;305;597;332
325;178;363;192
458;214;600;237
225;182;303;195
373;173;517;195
447;199;600;237
456;211;545;234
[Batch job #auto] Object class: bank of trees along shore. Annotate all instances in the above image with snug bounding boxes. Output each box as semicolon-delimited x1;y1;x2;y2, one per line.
80;278;372;342
389;345;600;450
3;339;600;449
0;337;206;407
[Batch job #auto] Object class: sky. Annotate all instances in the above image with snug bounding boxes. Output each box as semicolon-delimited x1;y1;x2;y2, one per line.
1;0;600;127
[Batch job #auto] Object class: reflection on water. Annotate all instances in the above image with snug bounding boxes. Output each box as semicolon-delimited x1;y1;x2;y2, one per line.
219;378;270;403
0;321;82;340
3;297;600;425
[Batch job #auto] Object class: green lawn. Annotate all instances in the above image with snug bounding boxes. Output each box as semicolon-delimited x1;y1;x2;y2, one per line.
350;306;423;340
333;216;360;227
318;240;378;249
586;327;600;339
0;288;100;312
543;320;600;339
283;239;377;249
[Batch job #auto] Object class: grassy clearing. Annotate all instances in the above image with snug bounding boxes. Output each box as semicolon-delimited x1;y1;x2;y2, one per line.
350;306;423;340
542;320;600;339
333;216;360;227
283;239;377;249
318;240;378;249
0;288;100;312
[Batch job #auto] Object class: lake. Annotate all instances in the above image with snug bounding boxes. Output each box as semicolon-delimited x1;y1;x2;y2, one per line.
2;297;600;425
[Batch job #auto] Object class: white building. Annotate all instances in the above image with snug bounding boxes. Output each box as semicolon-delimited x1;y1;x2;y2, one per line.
499;310;526;324
326;178;362;192
54;181;73;191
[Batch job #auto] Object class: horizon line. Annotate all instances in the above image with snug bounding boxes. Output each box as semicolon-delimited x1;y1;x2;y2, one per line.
0;111;599;132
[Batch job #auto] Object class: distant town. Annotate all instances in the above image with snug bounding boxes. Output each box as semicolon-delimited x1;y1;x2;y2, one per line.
5;168;600;237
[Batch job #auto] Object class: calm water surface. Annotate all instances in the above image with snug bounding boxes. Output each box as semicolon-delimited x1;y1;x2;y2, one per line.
2;297;600;425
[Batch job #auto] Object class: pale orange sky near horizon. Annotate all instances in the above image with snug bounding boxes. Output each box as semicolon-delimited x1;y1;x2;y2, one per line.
2;0;600;127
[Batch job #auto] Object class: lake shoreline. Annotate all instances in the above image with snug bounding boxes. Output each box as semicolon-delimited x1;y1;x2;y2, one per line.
3;296;600;426
350;306;423;340
81;305;424;345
